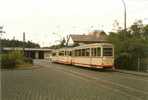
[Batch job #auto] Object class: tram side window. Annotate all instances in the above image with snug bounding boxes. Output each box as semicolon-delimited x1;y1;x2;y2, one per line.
59;51;64;56
75;49;84;56
62;51;65;56
67;51;71;56
69;51;72;56
52;53;56;56
78;50;80;56
64;51;66;56
96;47;101;56
72;51;74;56
103;48;113;56
77;49;80;56
91;48;93;56
59;52;61;56
75;50;79;56
74;50;76;56
75;50;77;56
85;48;90;56
91;48;97;56
94;48;97;56
66;51;68;56
73;51;75;56
67;51;70;56
82;49;85;56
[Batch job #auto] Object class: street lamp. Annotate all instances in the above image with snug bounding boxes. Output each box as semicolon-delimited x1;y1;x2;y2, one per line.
121;0;127;31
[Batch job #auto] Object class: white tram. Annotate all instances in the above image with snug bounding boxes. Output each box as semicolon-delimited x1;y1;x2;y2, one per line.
51;43;114;69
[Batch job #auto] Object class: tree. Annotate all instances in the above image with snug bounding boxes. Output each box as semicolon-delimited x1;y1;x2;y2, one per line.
107;20;148;71
130;20;143;37
1;39;40;48
60;38;66;47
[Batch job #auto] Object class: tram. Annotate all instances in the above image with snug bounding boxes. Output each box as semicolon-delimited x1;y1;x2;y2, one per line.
51;43;114;69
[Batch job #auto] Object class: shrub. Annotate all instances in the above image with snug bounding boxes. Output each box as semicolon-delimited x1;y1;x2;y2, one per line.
23;57;33;64
1;50;32;69
1;53;16;69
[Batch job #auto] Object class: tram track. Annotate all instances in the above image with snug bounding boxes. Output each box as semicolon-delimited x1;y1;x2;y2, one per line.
50;63;148;82
36;60;148;83
58;63;148;83
34;60;148;100
44;63;148;100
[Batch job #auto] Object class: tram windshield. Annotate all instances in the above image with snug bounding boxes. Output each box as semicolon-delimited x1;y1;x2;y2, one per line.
103;48;113;56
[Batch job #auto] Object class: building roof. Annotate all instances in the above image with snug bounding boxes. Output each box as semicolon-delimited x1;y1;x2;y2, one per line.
2;47;52;51
70;33;107;43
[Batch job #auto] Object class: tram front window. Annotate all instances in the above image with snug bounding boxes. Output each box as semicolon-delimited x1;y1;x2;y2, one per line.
103;48;113;56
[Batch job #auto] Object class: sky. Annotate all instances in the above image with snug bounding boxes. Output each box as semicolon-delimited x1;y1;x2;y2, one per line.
0;0;148;47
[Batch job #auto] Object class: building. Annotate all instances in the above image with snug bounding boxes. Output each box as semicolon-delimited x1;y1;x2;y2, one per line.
67;30;107;46
1;47;52;59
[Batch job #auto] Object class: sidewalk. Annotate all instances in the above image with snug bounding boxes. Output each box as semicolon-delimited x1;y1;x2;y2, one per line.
116;69;148;77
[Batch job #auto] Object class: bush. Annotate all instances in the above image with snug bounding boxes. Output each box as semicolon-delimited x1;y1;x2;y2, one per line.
1;50;33;69
1;54;16;69
115;53;134;70
23;57;33;64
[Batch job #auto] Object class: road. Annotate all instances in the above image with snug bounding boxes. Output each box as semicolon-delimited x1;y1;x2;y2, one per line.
1;60;148;100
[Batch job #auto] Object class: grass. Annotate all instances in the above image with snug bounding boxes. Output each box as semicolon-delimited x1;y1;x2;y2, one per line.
16;63;33;68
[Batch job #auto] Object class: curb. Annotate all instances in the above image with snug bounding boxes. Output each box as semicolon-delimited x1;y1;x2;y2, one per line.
16;65;42;70
115;69;148;77
1;65;43;71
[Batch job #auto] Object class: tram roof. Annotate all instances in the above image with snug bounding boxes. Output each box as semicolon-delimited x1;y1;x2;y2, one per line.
2;47;52;51
73;43;113;49
70;34;107;43
51;43;113;52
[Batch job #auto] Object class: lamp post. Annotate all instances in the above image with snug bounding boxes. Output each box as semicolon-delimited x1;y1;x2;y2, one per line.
121;0;127;31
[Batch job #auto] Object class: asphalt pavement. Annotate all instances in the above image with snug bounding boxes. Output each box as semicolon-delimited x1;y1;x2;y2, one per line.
1;60;148;100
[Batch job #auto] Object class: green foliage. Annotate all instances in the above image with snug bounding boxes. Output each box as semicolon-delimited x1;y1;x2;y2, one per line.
1;54;16;69
1;39;40;48
1;51;33;69
23;57;33;64
60;38;66;47
108;20;148;71
1;51;23;68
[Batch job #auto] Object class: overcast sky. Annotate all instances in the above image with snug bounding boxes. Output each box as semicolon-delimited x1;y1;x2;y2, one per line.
0;0;148;47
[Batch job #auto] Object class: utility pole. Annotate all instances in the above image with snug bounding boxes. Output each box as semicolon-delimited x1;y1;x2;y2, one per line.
121;0;127;31
23;32;26;56
23;32;26;42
